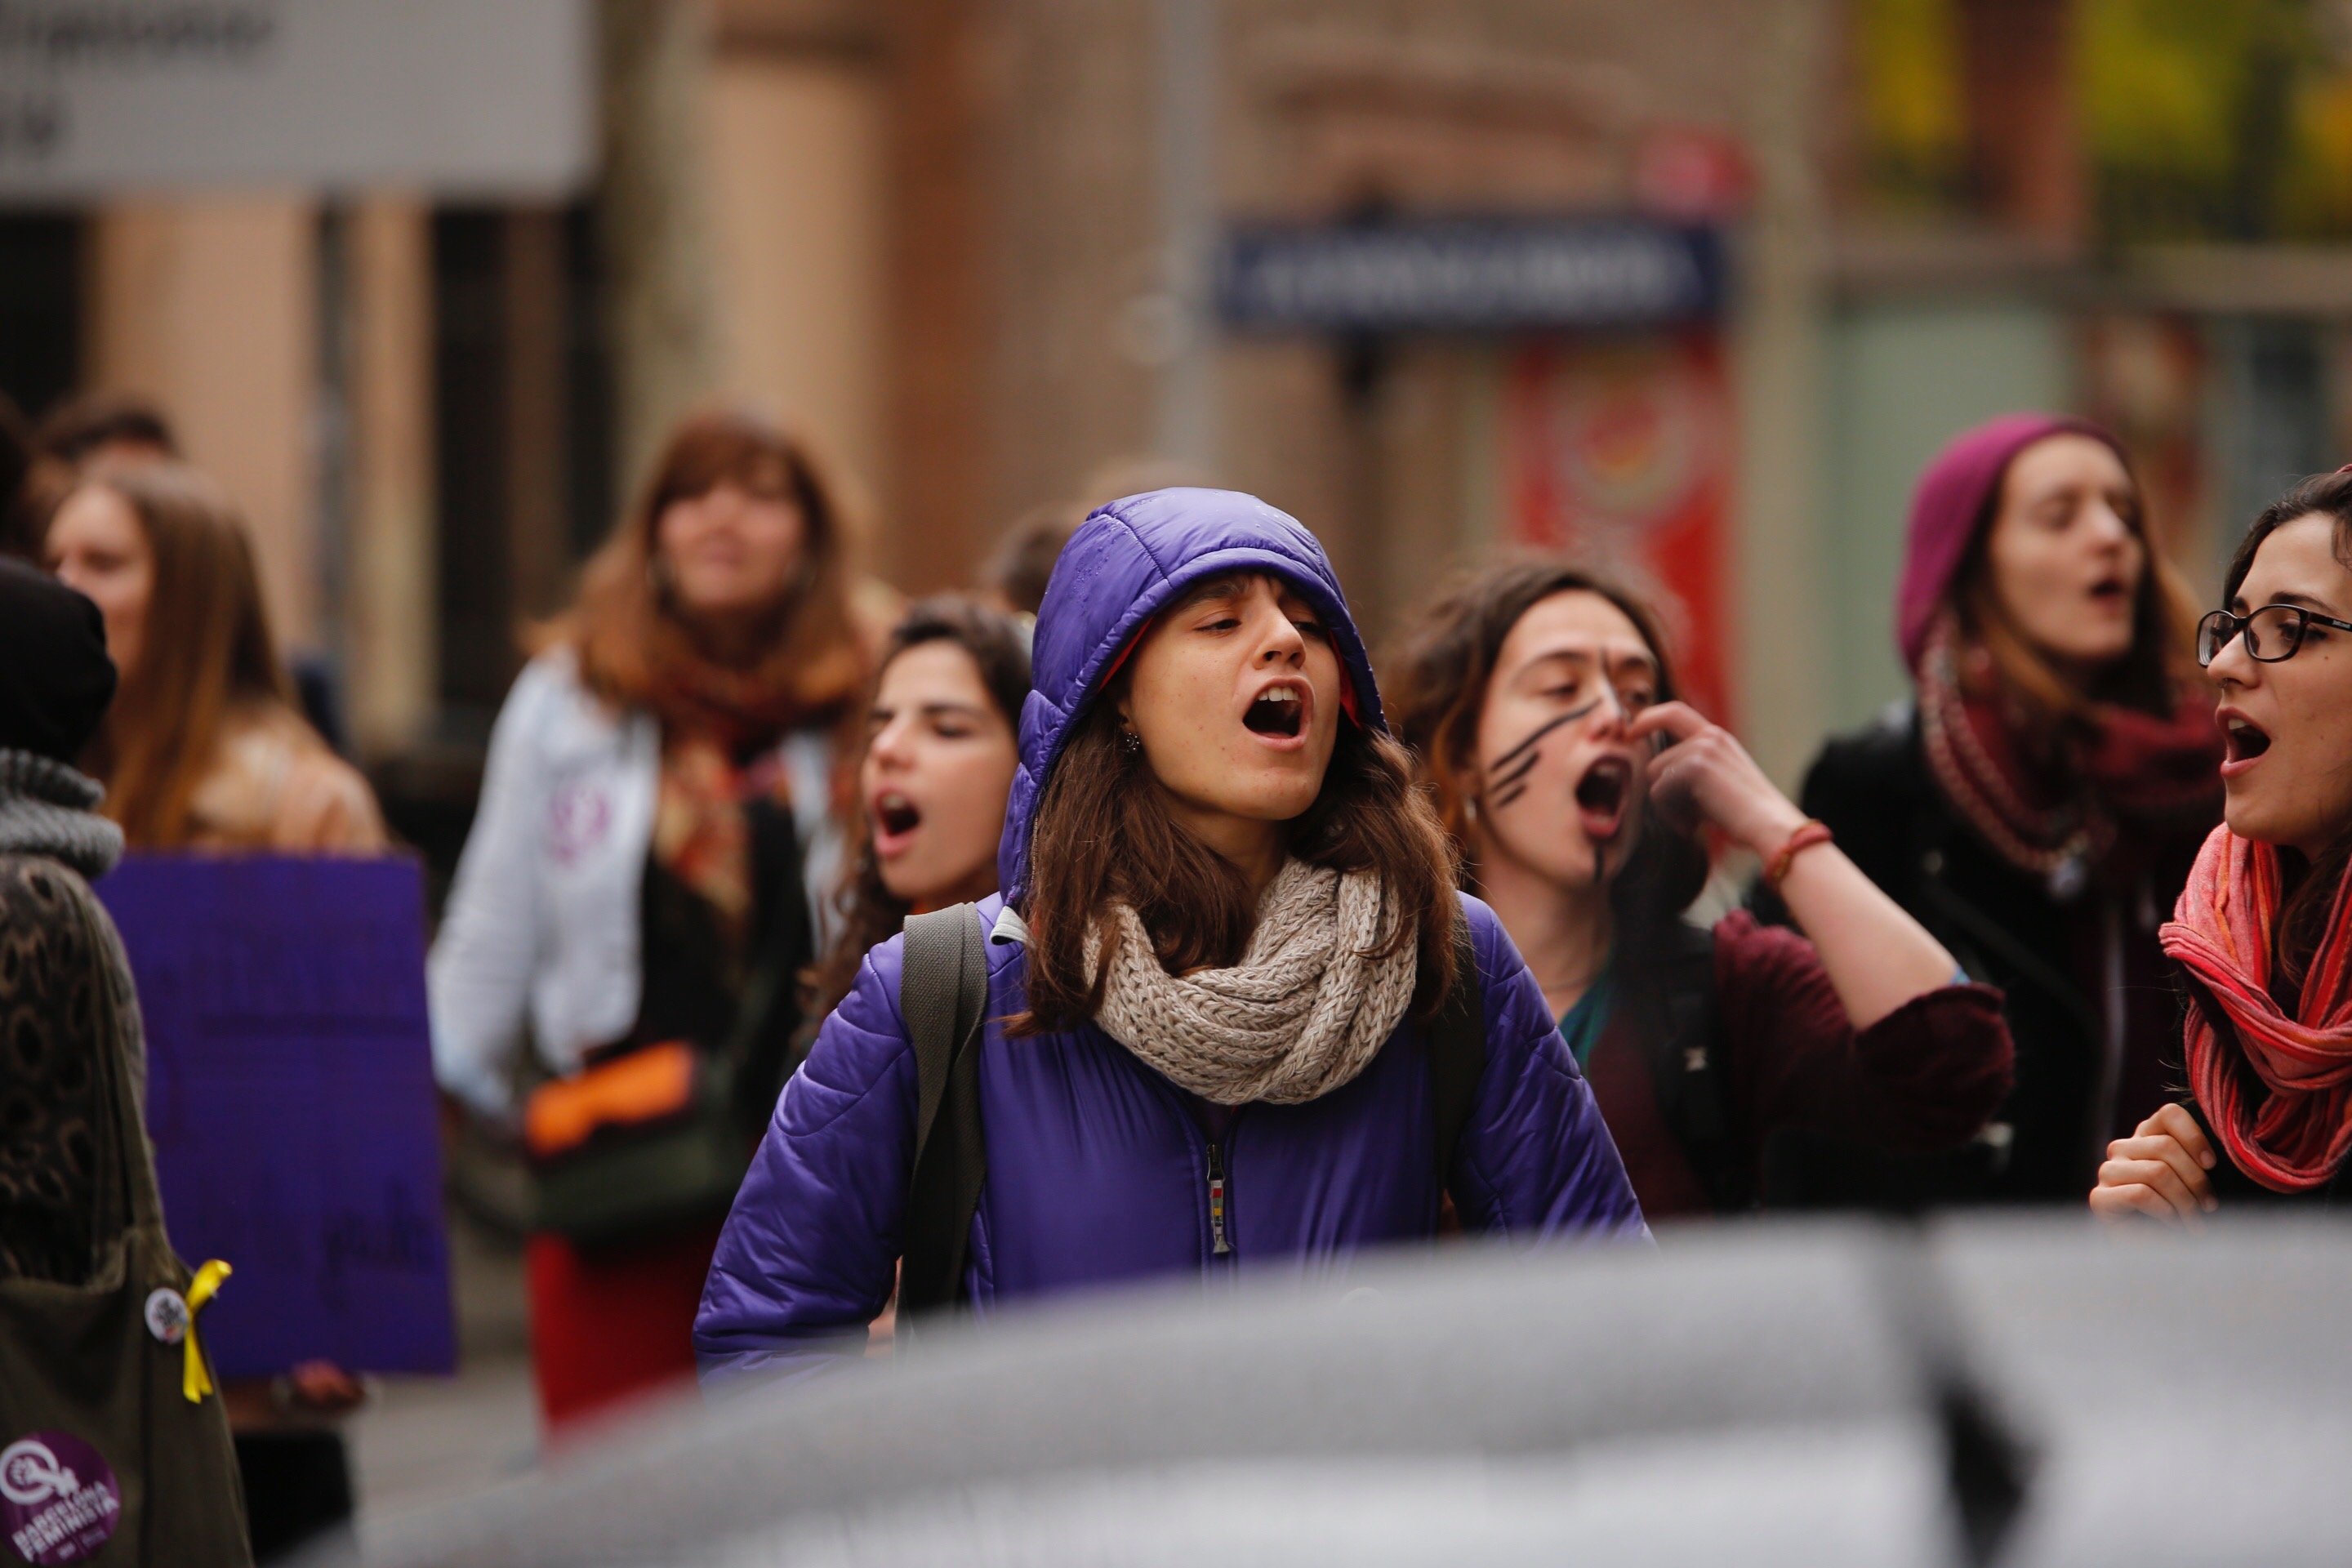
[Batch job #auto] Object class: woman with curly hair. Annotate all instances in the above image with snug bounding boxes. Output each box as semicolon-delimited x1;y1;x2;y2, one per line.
1389;561;2011;1220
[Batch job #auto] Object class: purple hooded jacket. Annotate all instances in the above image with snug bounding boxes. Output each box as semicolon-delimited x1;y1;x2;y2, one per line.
695;488;1646;1384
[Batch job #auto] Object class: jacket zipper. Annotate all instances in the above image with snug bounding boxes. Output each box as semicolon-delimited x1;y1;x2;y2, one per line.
1129;1062;1239;1269
1205;1142;1232;1256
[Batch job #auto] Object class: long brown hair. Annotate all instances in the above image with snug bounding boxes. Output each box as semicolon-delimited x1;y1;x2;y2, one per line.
1948;449;2203;733
74;461;300;847
2225;469;2352;1001
1388;559;1712;951
1013;582;1459;1036
540;407;866;737
808;595;1033;1016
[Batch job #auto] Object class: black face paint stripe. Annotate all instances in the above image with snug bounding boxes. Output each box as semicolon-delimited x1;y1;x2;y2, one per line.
1491;780;1531;809
1484;700;1600;774
1487;748;1540;794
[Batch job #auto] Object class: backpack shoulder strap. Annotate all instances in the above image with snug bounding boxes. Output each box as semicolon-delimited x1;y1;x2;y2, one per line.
898;903;991;1319
1628;921;1747;1213
1428;912;1486;1197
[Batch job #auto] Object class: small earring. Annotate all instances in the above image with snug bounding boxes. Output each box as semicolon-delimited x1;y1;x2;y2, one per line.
1121;728;1143;755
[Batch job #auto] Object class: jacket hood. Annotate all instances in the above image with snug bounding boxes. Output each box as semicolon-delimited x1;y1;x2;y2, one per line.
999;488;1383;902
1895;412;2130;672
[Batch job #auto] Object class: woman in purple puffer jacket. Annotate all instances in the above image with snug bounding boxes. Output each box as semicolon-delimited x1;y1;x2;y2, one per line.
695;488;1645;1385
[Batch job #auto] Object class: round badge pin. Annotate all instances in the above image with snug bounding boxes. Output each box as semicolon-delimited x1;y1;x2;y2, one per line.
142;1287;189;1347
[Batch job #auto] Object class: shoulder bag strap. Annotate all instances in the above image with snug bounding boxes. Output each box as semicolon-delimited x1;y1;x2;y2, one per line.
1633;923;1747;1212
898;904;991;1319
719;803;817;1077
1428;914;1486;1198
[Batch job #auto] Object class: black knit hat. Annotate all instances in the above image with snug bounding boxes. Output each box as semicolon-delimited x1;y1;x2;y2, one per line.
0;558;117;764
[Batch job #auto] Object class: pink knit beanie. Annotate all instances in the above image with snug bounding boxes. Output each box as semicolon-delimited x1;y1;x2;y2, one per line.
1895;412;2132;672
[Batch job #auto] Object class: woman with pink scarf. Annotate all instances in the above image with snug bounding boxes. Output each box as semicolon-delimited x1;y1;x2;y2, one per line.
2093;469;2352;1218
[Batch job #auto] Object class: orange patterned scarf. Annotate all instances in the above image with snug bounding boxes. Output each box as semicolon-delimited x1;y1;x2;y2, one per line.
651;731;794;960
639;620;853;957
2159;826;2352;1192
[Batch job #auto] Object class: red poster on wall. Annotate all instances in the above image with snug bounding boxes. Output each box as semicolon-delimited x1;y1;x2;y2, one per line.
1502;329;1735;724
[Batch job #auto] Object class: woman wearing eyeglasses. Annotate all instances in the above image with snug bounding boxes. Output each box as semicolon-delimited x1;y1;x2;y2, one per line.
1774;415;2222;1208
2092;470;2352;1218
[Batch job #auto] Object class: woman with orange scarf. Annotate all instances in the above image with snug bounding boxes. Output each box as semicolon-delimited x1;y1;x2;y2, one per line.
2093;469;2352;1218
430;409;870;1428
1781;415;2221;1208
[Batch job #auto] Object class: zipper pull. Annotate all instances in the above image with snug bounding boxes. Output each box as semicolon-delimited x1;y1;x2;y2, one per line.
1205;1143;1232;1256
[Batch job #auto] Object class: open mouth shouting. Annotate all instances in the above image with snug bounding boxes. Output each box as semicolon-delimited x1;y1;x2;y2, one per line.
871;788;924;857
1241;679;1309;746
2219;708;2272;778
2087;572;2131;609
1574;755;1633;843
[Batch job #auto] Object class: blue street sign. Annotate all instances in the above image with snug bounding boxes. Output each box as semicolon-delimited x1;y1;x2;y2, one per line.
1218;216;1723;333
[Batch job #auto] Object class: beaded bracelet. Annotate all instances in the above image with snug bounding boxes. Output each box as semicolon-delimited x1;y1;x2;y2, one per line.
1764;818;1835;890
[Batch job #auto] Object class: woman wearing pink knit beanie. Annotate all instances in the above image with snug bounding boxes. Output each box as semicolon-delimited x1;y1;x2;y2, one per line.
1766;413;2221;1208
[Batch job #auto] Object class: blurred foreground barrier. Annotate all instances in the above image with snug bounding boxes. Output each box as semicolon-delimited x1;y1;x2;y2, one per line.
321;1218;2352;1568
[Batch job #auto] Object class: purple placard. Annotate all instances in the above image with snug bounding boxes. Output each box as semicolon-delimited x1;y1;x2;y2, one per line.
97;854;457;1379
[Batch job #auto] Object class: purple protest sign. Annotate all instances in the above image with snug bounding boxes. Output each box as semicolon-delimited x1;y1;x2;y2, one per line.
98;855;457;1379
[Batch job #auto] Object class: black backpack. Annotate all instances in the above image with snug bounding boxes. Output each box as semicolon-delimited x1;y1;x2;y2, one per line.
893;906;1487;1319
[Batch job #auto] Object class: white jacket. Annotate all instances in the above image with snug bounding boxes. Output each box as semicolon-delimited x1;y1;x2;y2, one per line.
427;649;842;1116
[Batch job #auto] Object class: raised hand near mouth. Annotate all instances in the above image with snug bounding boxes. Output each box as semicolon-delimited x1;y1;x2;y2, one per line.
1626;702;1808;855
1629;702;1970;1031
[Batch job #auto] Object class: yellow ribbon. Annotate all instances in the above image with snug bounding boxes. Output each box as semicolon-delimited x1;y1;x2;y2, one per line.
181;1260;232;1405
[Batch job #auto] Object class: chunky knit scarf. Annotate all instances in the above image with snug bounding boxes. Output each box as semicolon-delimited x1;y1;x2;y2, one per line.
1085;858;1417;1106
0;750;124;880
2160;826;2352;1192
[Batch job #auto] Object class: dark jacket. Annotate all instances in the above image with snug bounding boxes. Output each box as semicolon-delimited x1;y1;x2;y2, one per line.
1766;704;2200;1206
694;488;1647;1385
1592;912;2011;1220
0;754;137;1281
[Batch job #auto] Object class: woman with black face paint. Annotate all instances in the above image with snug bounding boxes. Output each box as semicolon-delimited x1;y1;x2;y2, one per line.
1392;561;2014;1220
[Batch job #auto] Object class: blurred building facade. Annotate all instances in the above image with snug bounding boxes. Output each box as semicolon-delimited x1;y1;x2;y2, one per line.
5;0;2352;819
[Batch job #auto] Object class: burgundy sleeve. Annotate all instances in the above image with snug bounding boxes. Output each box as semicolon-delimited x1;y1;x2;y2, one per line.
1711;911;2014;1154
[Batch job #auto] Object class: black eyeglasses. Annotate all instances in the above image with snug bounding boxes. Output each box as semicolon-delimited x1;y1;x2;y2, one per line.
2197;604;2352;667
